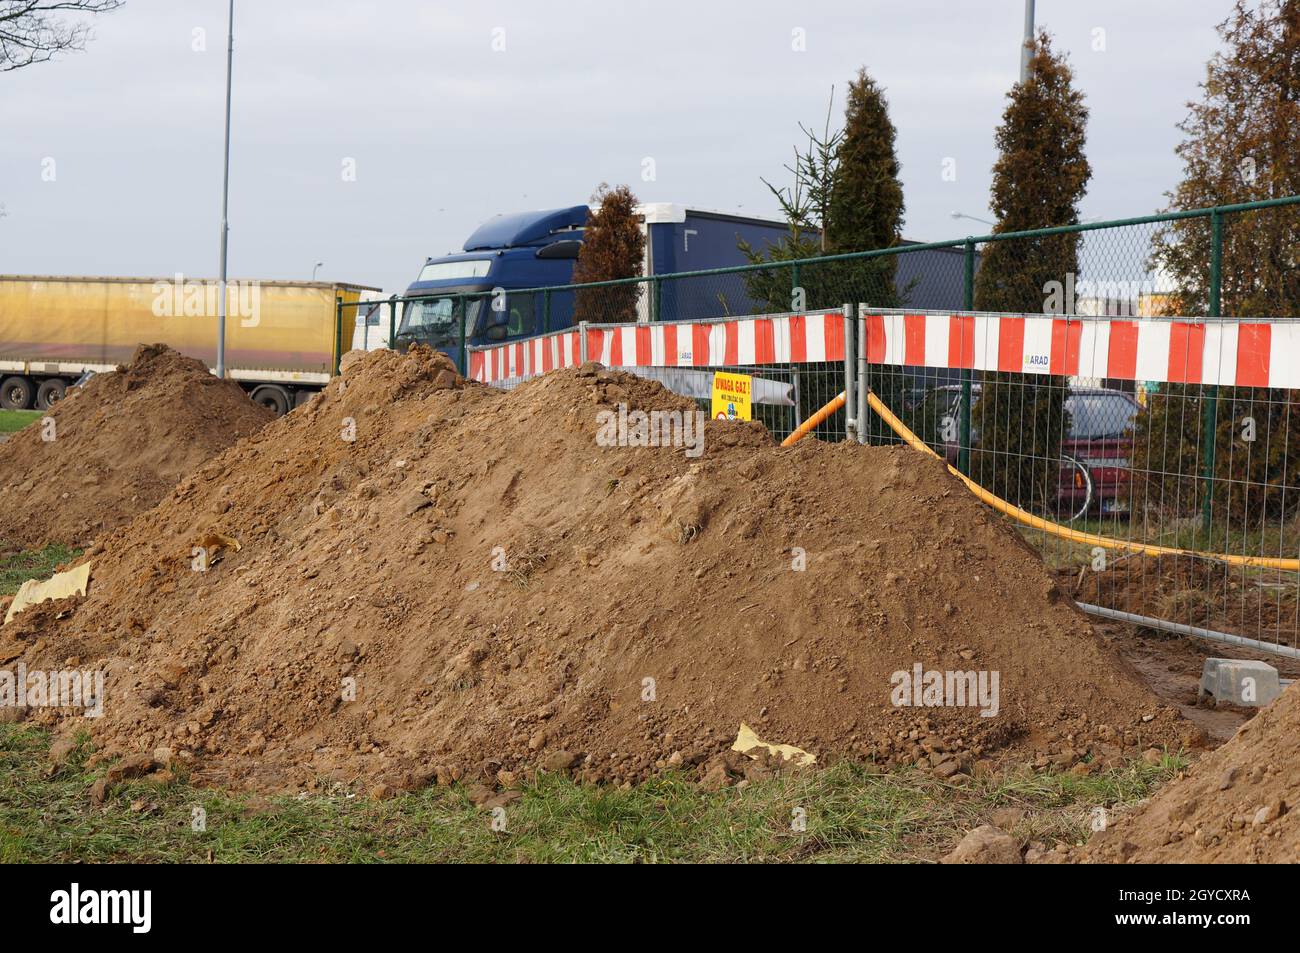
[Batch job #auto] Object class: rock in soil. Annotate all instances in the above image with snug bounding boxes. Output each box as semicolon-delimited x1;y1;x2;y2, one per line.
941;825;1023;864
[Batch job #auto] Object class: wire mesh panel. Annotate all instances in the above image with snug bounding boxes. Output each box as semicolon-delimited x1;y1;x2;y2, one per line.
614;362;842;444
468;309;856;441
581;311;853;444
862;305;1300;657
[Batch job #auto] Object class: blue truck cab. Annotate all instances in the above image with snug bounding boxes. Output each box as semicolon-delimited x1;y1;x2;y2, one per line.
397;203;805;371
395;205;588;368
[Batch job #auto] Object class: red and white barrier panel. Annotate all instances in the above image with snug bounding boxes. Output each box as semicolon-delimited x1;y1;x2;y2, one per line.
862;310;1300;388
468;310;848;384
585;310;846;369
469;329;581;384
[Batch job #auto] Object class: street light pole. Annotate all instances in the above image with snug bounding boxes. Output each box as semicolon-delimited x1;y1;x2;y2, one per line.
1020;0;1035;83
216;0;234;378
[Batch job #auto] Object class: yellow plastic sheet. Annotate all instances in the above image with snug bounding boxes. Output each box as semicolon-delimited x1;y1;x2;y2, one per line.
731;723;817;767
4;560;92;624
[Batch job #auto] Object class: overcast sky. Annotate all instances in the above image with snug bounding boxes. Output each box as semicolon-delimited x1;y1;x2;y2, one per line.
0;0;1230;294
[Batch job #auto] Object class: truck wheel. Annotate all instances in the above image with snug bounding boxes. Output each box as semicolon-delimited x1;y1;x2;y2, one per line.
250;384;292;417
35;378;67;410
0;376;34;410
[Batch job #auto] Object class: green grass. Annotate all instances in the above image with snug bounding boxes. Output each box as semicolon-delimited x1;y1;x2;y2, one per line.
0;724;1186;863
0;409;41;434
0;544;81;596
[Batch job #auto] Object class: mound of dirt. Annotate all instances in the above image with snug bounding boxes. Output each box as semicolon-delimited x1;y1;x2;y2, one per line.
0;344;273;551
1080;681;1298;863
0;346;1191;793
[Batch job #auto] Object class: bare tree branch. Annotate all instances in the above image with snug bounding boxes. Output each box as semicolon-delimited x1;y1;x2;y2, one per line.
0;1;123;72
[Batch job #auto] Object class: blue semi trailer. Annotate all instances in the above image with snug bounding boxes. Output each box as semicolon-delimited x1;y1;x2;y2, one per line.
396;203;971;372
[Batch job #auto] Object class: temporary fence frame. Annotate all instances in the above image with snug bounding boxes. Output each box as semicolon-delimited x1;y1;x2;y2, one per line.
467;305;862;444
855;304;1300;659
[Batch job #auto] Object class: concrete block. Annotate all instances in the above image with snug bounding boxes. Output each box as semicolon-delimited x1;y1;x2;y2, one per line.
1199;658;1282;707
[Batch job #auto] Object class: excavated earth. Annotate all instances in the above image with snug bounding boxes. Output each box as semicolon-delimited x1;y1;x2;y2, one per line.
1079;680;1298;863
0;344;273;551
0;346;1194;793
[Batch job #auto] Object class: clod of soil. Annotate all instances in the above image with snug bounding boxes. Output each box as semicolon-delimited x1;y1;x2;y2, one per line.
1080;680;1298;863
1;346;1189;793
0;344;273;551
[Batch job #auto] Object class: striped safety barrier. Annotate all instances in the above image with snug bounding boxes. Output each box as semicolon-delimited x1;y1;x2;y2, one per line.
468;310;847;385
584;310;847;370
469;329;581;385
862;308;1300;387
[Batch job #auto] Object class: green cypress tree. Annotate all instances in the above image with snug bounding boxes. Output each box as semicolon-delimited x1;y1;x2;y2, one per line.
825;67;905;299
824;69;906;441
1137;0;1300;523
742;71;907;441
972;31;1089;512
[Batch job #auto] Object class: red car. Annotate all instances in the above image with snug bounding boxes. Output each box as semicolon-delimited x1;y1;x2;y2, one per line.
926;384;1138;521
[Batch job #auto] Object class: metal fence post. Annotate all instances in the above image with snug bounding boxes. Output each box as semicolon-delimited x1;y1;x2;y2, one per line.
791;262;801;310
1201;208;1224;534
543;288;552;332
388;294;398;349
843;303;857;444
856;303;868;444
651;277;662;322
579;321;589;363
457;295;467;373
333;295;343;375
959;238;976;476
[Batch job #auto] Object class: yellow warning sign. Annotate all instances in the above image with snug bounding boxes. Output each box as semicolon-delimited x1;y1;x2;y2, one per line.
711;371;752;421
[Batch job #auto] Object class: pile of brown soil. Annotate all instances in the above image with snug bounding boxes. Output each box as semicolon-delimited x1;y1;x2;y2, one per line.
0;344;273;551
0;346;1190;793
1081;681;1298;862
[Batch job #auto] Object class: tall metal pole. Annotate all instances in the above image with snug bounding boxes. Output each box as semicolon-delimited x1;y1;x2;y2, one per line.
1201;208;1223;537
1020;0;1035;82
216;0;234;378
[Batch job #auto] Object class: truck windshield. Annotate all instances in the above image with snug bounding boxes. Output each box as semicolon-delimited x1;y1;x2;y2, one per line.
417;260;492;283
398;297;481;346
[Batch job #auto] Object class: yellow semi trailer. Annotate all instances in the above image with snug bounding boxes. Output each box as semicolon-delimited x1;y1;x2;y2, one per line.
0;275;378;414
